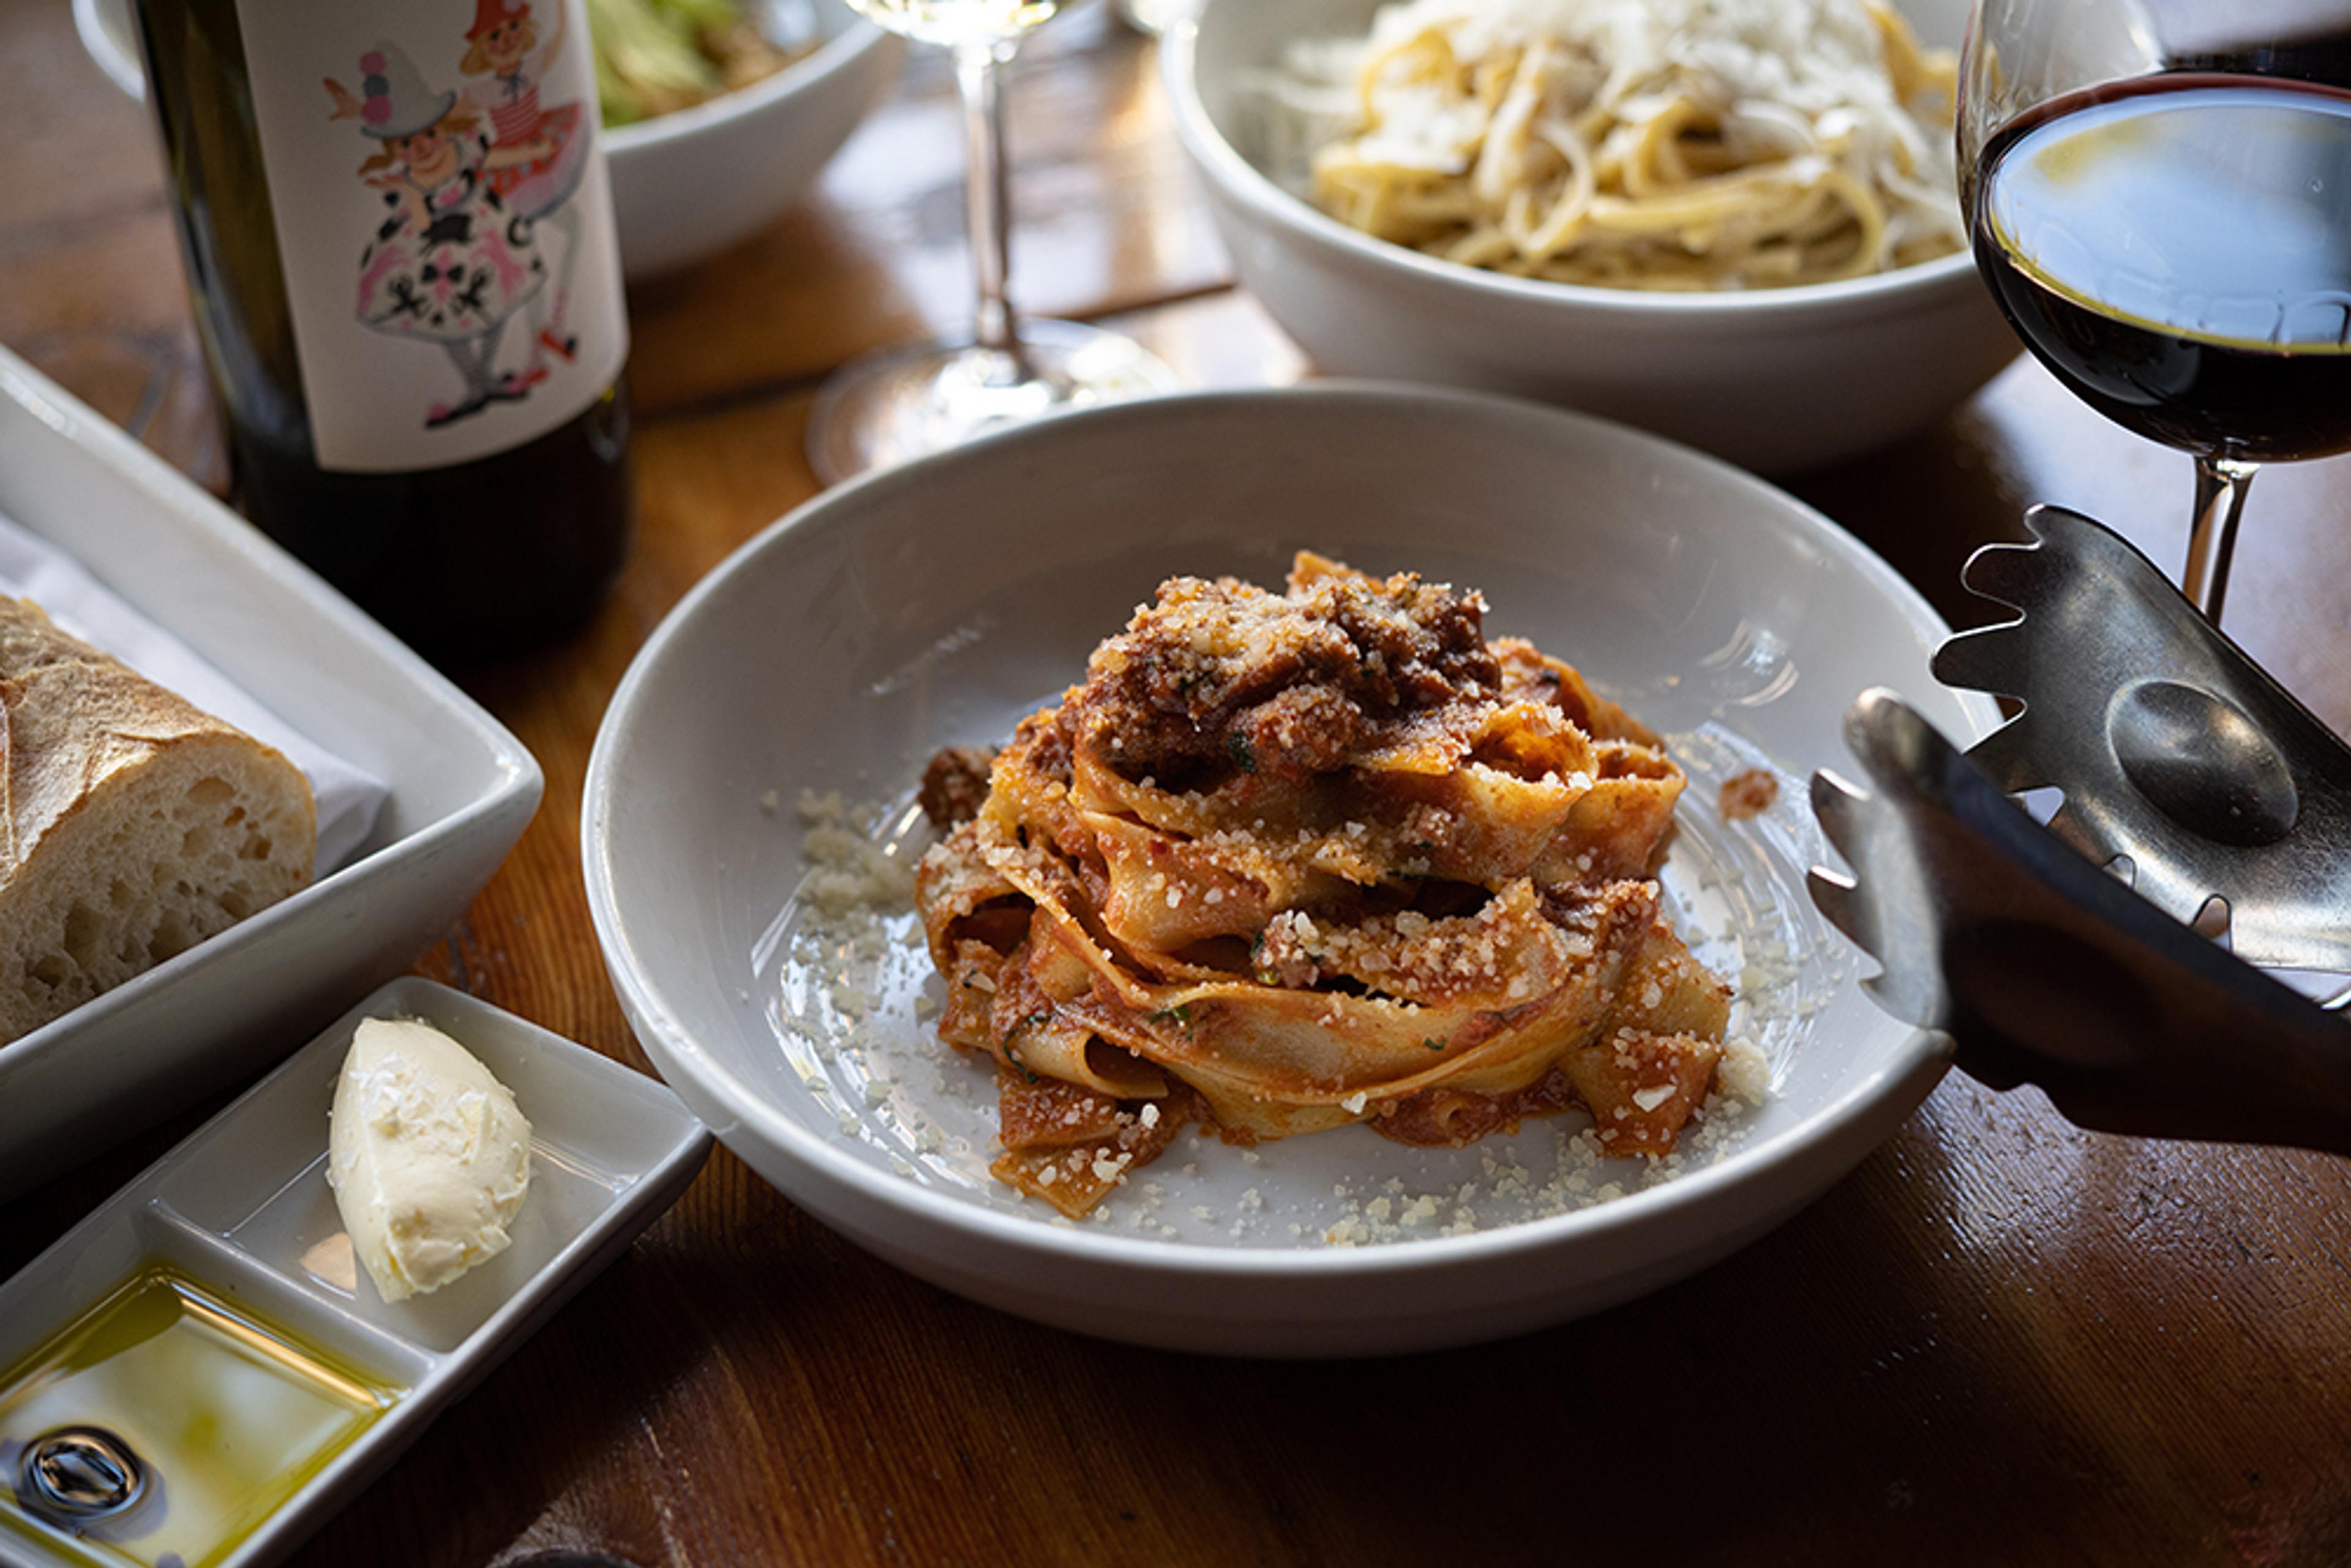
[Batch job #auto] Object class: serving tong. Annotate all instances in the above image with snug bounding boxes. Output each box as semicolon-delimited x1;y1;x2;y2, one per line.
1934;506;2351;971
1809;506;2351;1155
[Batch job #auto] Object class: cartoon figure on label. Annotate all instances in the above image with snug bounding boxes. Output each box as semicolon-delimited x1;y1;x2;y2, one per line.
327;42;552;429
459;0;591;381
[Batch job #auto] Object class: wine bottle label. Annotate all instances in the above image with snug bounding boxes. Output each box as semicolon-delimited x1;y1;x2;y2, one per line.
233;0;629;473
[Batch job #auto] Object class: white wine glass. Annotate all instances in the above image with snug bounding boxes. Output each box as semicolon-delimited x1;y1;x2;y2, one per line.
807;0;1177;484
1112;0;1199;36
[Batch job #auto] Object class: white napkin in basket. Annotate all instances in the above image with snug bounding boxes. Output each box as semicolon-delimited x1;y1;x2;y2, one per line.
0;511;387;873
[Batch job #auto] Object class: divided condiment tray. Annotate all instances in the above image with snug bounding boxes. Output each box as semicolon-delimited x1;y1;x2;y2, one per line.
0;977;711;1568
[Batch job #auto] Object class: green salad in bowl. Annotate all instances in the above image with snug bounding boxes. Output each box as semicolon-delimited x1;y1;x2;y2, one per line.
590;0;820;124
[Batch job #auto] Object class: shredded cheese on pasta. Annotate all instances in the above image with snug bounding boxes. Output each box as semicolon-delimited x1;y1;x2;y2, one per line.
1270;0;1964;290
913;556;1732;1218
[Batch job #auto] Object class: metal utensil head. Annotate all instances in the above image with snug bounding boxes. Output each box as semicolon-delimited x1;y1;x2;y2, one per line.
1809;691;2351;1155
17;1427;145;1523
1933;505;2351;972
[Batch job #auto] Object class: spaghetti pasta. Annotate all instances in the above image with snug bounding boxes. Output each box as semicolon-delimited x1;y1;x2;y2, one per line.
1269;0;1964;291
912;556;1733;1217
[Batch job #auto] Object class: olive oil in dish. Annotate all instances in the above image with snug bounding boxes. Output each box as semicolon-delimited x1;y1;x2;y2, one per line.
0;1263;402;1568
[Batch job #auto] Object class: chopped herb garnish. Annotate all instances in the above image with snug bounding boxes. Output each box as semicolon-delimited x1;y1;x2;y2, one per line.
998;1014;1049;1083
1423;1037;1447;1052
1226;732;1257;774
1148;1003;1194;1029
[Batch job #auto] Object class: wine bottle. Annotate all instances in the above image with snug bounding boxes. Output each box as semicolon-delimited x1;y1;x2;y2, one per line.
133;0;633;664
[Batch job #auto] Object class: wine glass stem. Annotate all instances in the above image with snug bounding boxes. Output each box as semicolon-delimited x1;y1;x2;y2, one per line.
2183;455;2258;623
956;41;1022;361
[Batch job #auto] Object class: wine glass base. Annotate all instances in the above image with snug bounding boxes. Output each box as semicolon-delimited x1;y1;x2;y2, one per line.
807;319;1177;486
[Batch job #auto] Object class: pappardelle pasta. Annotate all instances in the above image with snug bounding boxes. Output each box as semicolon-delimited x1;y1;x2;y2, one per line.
1270;0;1964;291
913;555;1734;1218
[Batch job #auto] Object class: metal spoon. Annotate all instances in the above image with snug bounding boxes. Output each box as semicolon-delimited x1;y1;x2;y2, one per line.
1932;505;2351;972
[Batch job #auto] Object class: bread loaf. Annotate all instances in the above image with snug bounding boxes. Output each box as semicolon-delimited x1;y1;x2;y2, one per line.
0;597;317;1045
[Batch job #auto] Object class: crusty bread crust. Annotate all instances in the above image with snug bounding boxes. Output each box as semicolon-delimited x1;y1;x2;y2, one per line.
0;598;317;1045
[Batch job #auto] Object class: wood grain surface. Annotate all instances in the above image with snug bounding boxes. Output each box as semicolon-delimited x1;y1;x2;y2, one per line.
6;1;2351;1563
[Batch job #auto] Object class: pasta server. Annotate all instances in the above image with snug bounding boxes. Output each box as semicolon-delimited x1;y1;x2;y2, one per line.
1932;505;2351;974
1807;690;2351;1157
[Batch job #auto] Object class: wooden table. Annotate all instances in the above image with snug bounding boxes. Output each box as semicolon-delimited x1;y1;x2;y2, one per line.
8;2;2351;1562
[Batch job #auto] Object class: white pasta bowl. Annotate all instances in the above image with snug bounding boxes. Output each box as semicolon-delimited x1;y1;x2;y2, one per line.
583;384;1999;1357
74;0;901;281
1163;0;2018;474
596;1;903;278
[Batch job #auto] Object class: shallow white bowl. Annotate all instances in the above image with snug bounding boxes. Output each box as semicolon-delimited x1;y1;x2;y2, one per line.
585;385;1999;1356
75;0;901;281
598;2;904;278
1163;0;2019;474
0;348;539;1202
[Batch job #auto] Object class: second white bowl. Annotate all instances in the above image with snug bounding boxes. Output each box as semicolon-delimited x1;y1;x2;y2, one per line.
1163;0;2019;473
602;1;903;278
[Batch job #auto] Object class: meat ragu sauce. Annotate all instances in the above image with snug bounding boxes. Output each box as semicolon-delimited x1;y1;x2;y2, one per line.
1066;563;1502;787
912;554;1736;1218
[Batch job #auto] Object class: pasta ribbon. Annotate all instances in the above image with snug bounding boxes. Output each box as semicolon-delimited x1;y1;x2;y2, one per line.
913;556;1734;1217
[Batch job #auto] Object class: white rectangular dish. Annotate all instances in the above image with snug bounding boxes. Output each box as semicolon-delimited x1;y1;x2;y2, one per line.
0;347;541;1201
0;976;711;1568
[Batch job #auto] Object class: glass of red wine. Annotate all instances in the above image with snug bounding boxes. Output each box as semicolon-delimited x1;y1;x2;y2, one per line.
1961;0;2351;622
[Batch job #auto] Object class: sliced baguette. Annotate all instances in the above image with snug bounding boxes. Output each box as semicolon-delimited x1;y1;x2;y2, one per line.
0;597;317;1046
